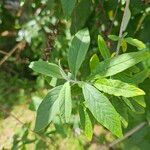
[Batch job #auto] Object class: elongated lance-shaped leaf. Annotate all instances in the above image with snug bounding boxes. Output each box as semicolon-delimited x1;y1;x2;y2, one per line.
82;83;122;137
68;28;90;77
125;37;146;50
59;82;72;123
70;0;92;34
29;60;63;79
94;78;145;98
90;54;99;71
34;85;63;132
98;35;111;59
79;106;93;140
61;0;76;17
91;50;150;78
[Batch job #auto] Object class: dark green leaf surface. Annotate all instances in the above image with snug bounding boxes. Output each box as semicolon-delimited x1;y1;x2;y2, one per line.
98;35;111;59
70;0;92;34
34;86;63;132
61;0;76;17
79;106;93;140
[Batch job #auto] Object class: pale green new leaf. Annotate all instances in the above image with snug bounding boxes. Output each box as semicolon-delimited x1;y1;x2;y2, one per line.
68;28;90;77
29;60;62;79
108;35;120;41
59;82;72;123
98;35;111;59
61;0;76;17
94;78;145;97
90;54;99;71
125;37;146;50
82;83;122;137
91;50;150;78
122;39;127;52
34;85;63;132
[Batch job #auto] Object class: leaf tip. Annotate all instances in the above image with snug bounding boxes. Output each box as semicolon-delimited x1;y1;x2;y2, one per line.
29;62;34;69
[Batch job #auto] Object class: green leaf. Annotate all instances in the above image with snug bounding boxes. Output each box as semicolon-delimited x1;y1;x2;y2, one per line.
79;106;93;140
61;0;76;17
108;35;120;41
131;96;146;108
98;35;111;59
91;50;150;78
59;82;72;123
34;85;63;132
82;83;122;137
90;54;99;71
50;77;57;87
68;28;90;77
111;97;128;128
70;0;92;34
122;39;127;52
125;37;146;50
131;69;150;84
122;97;136;112
29;60;62;79
94;78;145;97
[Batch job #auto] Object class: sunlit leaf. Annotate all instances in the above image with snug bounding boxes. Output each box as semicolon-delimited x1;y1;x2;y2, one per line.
68;28;90;77
94;78;145;97
82;83;122;137
91;50;150;78
29;60;62;79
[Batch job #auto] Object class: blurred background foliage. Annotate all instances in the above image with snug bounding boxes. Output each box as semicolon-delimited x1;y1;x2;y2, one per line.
0;0;150;149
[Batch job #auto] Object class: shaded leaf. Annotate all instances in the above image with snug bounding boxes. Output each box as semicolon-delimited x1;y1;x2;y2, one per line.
61;0;76;17
98;35;111;59
79;106;93;140
34;86;63;132
70;0;92;34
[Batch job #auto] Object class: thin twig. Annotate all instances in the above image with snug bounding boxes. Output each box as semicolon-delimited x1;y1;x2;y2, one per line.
109;121;147;148
116;0;130;55
0;31;16;37
0;104;51;144
0;41;26;66
0;50;8;55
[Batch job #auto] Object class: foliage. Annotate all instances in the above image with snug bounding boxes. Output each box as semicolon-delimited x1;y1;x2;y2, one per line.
0;0;150;149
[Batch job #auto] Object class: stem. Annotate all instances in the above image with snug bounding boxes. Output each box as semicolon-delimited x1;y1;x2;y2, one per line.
0;41;26;66
0;104;51;144
109;121;147;148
